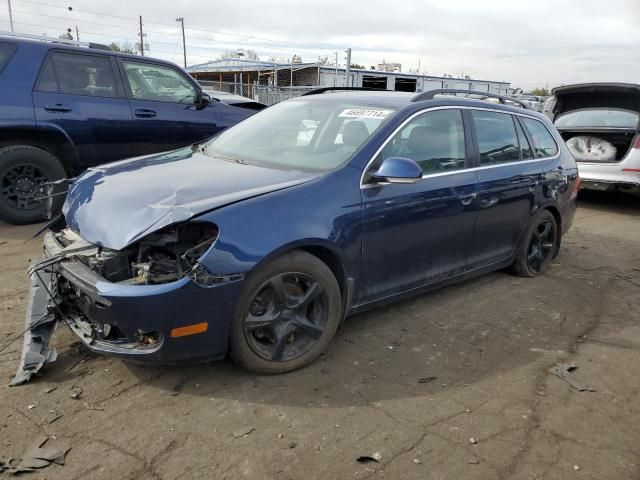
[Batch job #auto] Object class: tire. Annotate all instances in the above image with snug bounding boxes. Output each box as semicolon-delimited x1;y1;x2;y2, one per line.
0;145;67;225
511;209;558;278
230;250;342;374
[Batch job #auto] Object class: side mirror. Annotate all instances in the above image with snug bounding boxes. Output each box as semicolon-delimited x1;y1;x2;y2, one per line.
197;91;211;108
371;157;422;184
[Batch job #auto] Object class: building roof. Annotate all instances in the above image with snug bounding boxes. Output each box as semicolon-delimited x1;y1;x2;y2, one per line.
187;58;509;86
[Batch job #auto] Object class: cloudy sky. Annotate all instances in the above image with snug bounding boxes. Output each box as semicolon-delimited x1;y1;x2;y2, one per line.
3;0;639;89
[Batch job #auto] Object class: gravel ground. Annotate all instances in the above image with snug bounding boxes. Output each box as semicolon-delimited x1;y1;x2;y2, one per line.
0;190;639;480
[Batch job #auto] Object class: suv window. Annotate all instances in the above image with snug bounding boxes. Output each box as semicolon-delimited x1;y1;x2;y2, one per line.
521;118;559;157
515;118;534;160
471;110;520;165
380;109;466;175
36;52;118;97
0;43;17;72
121;60;197;104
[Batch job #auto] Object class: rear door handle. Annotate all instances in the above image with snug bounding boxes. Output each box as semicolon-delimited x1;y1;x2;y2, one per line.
44;104;71;113
459;193;477;206
134;109;157;118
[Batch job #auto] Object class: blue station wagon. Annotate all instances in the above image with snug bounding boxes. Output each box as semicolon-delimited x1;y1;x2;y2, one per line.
14;88;579;383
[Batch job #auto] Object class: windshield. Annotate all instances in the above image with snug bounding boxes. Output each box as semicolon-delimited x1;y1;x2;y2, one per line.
555;109;639;129
202;97;397;172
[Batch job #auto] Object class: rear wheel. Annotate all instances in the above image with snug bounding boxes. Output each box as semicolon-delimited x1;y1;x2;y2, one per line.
512;209;558;277
230;251;342;374
0;146;67;224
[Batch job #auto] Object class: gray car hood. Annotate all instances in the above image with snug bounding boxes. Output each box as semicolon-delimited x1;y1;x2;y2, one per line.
62;147;319;250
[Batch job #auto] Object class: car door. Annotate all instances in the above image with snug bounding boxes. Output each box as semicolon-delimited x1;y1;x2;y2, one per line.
117;58;219;156
360;108;478;303
468;110;544;267
32;50;135;170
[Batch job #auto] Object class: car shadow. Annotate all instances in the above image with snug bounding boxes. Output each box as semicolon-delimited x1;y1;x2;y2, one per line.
577;189;640;216
112;260;605;408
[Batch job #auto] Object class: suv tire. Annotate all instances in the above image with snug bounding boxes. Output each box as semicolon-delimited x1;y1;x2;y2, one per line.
0;145;67;224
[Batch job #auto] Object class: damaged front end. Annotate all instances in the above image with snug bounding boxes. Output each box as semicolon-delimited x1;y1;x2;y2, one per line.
12;221;226;385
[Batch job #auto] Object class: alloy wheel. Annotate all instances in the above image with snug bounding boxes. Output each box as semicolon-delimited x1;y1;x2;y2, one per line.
526;218;556;273
243;272;328;362
1;164;48;210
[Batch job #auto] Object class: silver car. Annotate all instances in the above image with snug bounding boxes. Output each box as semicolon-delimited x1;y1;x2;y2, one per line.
547;83;640;194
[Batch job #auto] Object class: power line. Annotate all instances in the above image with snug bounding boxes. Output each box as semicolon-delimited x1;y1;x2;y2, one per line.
14;0;345;51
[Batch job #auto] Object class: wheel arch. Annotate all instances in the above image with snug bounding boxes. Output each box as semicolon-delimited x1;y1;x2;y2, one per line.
0;127;78;175
256;240;348;290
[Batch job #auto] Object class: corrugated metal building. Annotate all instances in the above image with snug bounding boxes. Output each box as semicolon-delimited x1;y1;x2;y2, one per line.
187;58;511;94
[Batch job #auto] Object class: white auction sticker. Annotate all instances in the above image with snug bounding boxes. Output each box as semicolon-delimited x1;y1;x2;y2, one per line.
339;108;393;120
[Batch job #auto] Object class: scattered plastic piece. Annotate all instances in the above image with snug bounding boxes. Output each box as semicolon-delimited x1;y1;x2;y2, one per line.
549;363;596;392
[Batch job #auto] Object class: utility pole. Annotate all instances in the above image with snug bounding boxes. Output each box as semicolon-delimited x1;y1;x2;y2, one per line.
345;48;351;87
7;0;14;32
176;17;186;68
75;25;80;42
334;51;338;86
139;16;144;56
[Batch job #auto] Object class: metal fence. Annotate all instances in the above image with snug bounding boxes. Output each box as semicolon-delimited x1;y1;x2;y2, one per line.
197;81;314;106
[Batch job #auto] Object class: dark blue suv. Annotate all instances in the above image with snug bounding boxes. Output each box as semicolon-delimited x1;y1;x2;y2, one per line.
0;35;257;224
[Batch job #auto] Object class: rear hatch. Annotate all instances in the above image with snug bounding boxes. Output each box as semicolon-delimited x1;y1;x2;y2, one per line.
550;83;640;162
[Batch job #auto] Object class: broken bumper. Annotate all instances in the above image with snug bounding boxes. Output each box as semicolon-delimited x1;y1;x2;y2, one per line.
45;231;242;364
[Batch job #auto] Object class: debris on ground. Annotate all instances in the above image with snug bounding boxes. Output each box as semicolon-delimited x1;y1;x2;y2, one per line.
9;266;58;386
44;386;57;394
0;435;70;474
70;385;83;400
418;376;437;383
574;464;580;471
288;442;297;449
413;458;421;464
232;426;255;438
549;363;596;392
469;437;478;444
356;452;382;464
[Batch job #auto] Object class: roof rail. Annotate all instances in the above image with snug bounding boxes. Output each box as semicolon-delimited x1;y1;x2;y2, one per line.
412;89;530;109
301;86;388;96
0;31;112;51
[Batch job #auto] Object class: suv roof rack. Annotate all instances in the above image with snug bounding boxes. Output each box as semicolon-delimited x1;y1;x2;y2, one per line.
412;89;531;109
301;87;387;96
0;31;112;51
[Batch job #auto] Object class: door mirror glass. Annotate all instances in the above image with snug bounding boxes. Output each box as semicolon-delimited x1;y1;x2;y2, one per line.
372;157;422;184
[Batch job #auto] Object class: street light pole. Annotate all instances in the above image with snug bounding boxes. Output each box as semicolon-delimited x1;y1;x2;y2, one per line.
176;17;186;68
7;0;14;32
139;16;144;56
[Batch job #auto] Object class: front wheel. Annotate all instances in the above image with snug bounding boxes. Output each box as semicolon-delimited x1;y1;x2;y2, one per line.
230;251;342;374
0;146;67;224
512;209;558;277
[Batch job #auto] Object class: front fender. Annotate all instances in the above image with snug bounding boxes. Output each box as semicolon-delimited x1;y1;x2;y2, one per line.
197;167;363;280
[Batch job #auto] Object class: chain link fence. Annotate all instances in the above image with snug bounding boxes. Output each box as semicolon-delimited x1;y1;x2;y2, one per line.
197;81;315;106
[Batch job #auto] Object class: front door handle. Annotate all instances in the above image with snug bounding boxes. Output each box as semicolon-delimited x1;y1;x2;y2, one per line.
459;193;477;206
479;197;499;209
134;109;157;118
44;104;71;113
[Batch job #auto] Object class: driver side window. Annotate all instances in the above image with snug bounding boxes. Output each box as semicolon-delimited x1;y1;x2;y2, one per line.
121;60;197;104
380;109;466;175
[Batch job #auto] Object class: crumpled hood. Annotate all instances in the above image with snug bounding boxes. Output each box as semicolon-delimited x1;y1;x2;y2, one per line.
63;147;320;250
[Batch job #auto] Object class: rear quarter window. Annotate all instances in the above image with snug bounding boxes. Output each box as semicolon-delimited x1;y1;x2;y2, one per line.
521;117;558;158
0;42;17;73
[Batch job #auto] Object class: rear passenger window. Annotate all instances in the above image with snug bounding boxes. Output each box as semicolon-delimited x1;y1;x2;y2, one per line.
36;52;117;98
471;110;520;165
515;119;534;160
521;118;559;157
381;109;466;175
0;42;17;73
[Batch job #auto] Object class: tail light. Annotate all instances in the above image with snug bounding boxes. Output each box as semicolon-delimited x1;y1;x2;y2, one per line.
570;174;580;199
